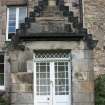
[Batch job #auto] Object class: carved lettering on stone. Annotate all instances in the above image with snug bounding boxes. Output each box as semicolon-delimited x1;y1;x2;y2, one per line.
75;72;88;81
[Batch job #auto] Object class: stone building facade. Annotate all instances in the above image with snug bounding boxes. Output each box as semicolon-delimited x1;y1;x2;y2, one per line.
84;0;105;76
0;0;96;105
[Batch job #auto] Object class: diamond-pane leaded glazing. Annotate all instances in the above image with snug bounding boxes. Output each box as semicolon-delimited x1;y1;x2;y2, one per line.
55;62;69;95
36;62;50;95
35;51;70;59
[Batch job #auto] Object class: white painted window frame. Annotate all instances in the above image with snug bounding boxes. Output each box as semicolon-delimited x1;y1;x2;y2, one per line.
6;7;27;41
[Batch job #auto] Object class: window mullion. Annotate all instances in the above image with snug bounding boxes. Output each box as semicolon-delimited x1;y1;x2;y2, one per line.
16;7;19;29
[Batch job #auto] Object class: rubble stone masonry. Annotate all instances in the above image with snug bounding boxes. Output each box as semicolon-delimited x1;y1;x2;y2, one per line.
1;0;105;77
0;0;98;105
84;0;105;76
0;1;6;49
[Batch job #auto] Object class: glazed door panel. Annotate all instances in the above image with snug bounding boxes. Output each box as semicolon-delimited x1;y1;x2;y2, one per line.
54;62;70;105
35;62;51;105
34;61;71;105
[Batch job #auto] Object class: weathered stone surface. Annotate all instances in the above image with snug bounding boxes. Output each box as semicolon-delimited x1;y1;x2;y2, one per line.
11;92;33;104
71;48;94;105
11;104;33;105
0;1;95;105
1;0;27;5
84;0;105;76
8;40;94;105
0;2;6;48
11;83;33;92
73;102;94;105
25;41;84;50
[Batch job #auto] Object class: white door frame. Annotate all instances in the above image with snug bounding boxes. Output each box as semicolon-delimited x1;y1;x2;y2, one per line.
50;62;55;105
33;54;72;105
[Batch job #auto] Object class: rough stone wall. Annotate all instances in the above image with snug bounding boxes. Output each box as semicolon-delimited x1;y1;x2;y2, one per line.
0;1;29;103
0;0;80;50
1;0;27;5
27;41;94;105
0;1;6;49
0;0;95;105
0;0;27;49
72;49;94;105
9;49;33;105
8;41;94;105
84;0;105;76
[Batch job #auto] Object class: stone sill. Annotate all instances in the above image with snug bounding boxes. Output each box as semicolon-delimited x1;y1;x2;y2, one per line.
0;86;5;91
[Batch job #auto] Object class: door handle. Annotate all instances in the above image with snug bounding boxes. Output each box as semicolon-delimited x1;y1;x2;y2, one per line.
50;81;53;86
47;98;50;100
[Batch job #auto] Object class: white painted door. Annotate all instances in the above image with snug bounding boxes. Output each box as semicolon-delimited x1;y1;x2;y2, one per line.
34;61;71;105
54;62;71;105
